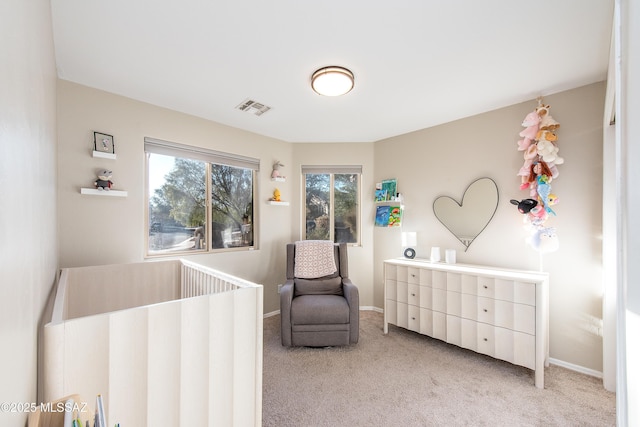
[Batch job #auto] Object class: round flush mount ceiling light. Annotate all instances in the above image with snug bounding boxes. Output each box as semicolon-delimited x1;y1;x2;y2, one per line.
311;66;354;96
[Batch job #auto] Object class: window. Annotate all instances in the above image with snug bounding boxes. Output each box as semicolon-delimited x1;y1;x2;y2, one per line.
302;165;361;245
145;137;259;256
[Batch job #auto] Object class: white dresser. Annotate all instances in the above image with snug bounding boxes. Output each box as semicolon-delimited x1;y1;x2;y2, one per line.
383;258;549;388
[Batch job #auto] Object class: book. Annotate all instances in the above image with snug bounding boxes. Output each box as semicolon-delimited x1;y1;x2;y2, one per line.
375;205;403;227
374;189;387;202
375;206;391;227
388;206;403;227
95;395;106;427
381;179;397;201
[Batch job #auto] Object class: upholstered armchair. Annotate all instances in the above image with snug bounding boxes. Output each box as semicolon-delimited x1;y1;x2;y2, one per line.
280;241;359;347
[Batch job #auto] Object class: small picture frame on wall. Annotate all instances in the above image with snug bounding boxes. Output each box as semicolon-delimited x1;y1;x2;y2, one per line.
94;132;115;154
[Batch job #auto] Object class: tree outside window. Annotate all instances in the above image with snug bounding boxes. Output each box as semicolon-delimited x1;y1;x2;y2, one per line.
304;168;360;244
146;139;258;256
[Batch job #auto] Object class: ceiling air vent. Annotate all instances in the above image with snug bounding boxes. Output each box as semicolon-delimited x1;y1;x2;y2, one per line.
235;99;271;116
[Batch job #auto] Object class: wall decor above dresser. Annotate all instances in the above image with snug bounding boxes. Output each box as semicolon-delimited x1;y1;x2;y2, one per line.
433;177;498;251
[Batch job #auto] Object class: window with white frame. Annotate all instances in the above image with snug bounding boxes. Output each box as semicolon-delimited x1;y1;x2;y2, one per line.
302;165;361;245
145;137;259;256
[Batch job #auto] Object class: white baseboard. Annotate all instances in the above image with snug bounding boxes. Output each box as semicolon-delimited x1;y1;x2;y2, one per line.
360;306;383;313
548;358;603;379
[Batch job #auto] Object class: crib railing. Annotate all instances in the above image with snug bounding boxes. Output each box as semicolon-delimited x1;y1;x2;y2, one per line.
181;259;255;297
43;259;263;427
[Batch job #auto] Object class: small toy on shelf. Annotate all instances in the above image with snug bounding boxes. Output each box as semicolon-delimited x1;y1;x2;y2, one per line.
271;188;281;202
271;161;285;179
94;169;113;191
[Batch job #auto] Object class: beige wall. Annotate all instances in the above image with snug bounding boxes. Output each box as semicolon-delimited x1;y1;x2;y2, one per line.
374;82;606;373
57;80;294;313
0;1;58;426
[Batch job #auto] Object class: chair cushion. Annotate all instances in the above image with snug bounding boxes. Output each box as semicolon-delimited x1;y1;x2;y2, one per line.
294;277;343;296
291;295;350;325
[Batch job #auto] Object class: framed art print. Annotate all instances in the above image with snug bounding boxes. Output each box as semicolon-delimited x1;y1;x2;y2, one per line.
94;132;115;154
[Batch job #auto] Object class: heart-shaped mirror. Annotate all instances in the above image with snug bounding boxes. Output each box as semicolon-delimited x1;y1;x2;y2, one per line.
433;177;499;251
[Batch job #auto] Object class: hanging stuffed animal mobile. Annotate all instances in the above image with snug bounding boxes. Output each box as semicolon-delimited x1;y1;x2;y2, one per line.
513;98;562;252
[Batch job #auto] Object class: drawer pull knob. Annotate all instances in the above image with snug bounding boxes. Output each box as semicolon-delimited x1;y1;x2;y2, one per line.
483;285;488;289
483;338;488;342
483;309;488;312
411;293;416;297
411;317;416;320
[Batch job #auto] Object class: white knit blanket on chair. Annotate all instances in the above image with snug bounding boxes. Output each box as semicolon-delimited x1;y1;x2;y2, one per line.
294;240;337;279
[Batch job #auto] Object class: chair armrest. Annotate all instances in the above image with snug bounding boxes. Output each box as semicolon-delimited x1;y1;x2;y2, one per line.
342;278;360;344
342;278;359;307
280;279;294;346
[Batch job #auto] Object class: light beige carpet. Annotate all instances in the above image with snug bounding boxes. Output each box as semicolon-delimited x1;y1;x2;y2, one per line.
262;311;615;426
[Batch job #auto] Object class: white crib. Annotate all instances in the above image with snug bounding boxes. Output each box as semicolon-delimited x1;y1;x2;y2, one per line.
43;259;263;426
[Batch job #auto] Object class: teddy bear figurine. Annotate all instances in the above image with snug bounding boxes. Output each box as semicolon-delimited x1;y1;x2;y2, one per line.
94;169;113;190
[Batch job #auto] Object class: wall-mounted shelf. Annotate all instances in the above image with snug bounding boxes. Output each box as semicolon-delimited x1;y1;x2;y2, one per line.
375;201;405;207
92;151;117;160
81;188;128;197
271;177;285;182
268;200;289;206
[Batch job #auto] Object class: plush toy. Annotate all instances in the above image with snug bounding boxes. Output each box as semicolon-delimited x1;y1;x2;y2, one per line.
526;204;549;228
536;129;557;143
536;138;564;165
540;114;560;131
272;188;281;202
528;227;559;253
271;161;285;179
517;111;540;151
518;144;539;189
535;104;560;130
94;169;113;190
510;198;538;214
536;174;556;216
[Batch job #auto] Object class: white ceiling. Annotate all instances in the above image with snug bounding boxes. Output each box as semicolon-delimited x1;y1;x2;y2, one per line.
50;0;614;143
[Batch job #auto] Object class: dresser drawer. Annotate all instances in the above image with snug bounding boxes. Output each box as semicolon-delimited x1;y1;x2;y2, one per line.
477;277;536;305
447;317;535;370
408;284;420;306
408;267;420;284
385;264;409;283
390;281;408;303
422;307;446;341
385;279;397;301
419;285;433;310
447;290;476;319
477;297;535;335
407;304;420;332
385;300;421;333
385;300;408;329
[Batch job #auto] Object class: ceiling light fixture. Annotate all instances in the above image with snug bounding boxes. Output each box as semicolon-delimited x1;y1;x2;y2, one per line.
311;66;354;96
